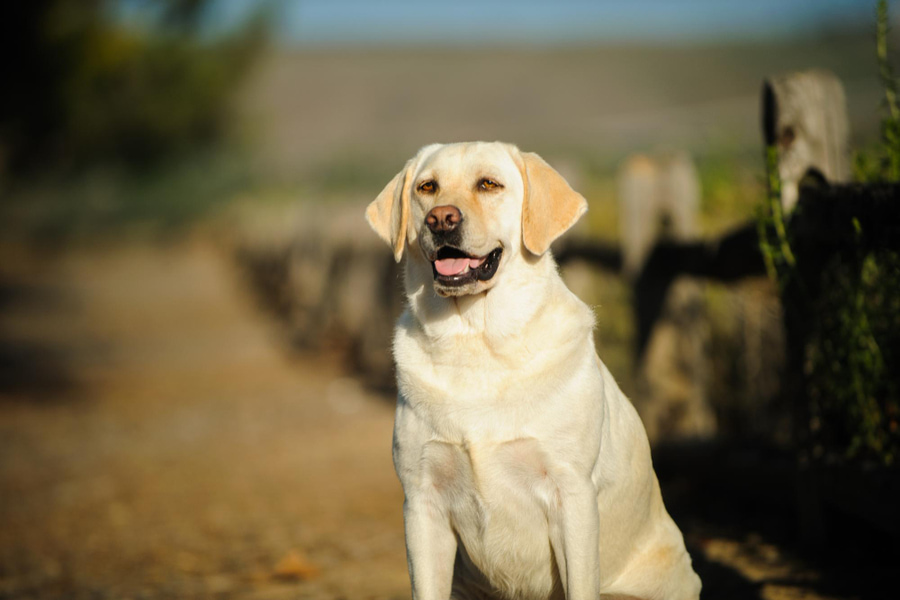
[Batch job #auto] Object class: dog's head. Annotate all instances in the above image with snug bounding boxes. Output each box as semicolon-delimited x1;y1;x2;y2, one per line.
366;142;587;297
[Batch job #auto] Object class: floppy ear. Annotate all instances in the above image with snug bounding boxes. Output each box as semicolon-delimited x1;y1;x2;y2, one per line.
366;159;414;262
519;152;588;256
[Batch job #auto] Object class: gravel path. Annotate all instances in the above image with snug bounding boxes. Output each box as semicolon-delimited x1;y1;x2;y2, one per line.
0;238;408;599
0;236;882;600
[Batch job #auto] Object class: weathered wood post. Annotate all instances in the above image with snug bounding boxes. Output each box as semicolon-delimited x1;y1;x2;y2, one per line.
762;69;851;212
619;153;715;442
762;70;853;547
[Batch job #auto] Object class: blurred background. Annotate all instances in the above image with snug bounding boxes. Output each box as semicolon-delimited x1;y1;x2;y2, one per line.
1;1;898;598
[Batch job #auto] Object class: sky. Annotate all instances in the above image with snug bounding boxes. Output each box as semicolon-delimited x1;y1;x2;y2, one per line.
121;0;889;45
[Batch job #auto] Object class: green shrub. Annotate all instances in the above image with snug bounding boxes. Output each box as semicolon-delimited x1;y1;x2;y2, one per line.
759;0;900;465
0;0;264;176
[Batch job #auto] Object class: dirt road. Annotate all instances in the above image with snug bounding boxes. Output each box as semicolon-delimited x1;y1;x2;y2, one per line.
0;238;409;599
0;236;885;600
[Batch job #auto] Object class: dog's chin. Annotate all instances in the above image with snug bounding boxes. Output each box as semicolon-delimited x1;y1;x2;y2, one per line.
434;278;497;298
430;246;503;298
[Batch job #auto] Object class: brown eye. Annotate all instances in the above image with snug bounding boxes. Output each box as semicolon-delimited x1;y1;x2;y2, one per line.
478;178;502;191
418;180;437;194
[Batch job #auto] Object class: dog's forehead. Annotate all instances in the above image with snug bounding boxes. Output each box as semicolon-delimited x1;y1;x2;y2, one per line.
416;143;519;182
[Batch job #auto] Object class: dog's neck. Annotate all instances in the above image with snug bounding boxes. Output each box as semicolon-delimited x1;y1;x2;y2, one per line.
403;249;593;358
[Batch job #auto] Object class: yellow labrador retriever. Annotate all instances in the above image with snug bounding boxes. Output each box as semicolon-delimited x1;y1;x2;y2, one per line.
366;142;701;600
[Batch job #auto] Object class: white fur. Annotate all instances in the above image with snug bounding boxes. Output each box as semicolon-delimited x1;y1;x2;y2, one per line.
369;142;701;600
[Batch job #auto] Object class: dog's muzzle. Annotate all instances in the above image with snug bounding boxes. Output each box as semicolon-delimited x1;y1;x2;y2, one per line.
431;246;503;287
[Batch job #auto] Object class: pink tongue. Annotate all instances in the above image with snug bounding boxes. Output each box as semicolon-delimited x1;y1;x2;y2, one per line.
435;256;486;276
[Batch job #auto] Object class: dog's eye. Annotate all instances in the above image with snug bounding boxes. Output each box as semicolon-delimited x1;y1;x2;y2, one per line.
478;178;502;191
418;180;437;194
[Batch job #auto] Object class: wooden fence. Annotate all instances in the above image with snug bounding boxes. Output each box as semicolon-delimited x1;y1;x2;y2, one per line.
233;69;899;542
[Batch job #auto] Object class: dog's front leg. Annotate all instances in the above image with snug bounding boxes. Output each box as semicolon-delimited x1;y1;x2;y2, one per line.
403;498;457;600
550;481;601;600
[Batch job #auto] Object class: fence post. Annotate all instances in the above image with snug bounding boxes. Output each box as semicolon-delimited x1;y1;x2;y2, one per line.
619;153;715;442
762;69;851;213
762;70;853;547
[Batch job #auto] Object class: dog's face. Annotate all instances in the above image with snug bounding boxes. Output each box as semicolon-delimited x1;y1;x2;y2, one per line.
367;142;587;297
409;144;524;297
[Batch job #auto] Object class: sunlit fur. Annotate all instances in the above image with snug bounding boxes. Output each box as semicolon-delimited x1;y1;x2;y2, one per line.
367;142;701;600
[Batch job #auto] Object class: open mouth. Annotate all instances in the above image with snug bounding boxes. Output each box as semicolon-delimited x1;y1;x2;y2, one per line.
431;246;503;287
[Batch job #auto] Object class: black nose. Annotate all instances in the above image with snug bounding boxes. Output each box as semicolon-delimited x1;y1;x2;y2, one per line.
426;205;462;233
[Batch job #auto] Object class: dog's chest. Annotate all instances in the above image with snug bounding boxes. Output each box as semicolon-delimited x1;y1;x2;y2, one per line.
420;438;561;597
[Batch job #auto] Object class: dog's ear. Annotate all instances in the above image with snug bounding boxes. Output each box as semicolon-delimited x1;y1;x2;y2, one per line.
366;158;415;263
519;151;588;256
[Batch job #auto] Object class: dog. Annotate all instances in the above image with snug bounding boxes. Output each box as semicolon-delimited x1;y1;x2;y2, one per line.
366;142;701;600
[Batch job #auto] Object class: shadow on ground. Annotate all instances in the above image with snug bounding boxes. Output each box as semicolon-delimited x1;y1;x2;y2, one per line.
656;440;898;600
0;276;79;401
